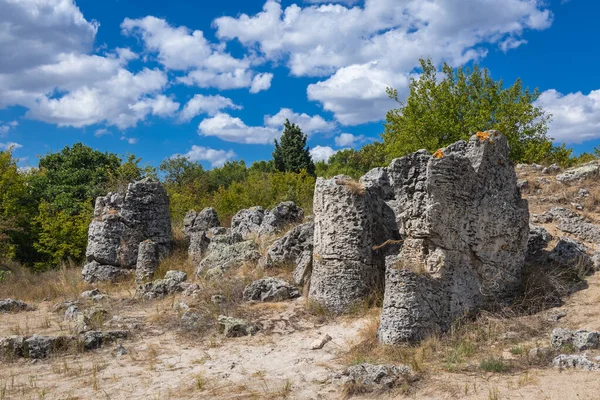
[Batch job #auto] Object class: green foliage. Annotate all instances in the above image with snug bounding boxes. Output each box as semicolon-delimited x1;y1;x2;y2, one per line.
315;142;387;179
33;201;92;270
0;149;29;260
273;119;315;175
479;356;508;373
383;58;558;165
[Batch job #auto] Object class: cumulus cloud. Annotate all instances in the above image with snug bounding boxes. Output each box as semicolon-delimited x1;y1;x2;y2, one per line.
180;94;242;121
94;128;110;137
0;120;17;136
264;108;335;134
536;89;600;143
310;145;337;162
122;16;272;93
198;113;279;144
175;145;237;167
121;136;138;145
215;0;553;124
335;133;364;147
0;142;22;150
0;1;176;129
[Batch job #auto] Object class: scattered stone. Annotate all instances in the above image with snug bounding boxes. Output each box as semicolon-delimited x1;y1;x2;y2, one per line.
551;328;574;349
548;238;593;272
0;336;25;359
82;178;171;282
545;208;600;244
260;222;314;285
115;344;128;357
211;295;226;304
135;240;159;283
546;309;568;322
24;335;75;359
338;363;418;392
376;132;529;343
231;206;265;239
578;188;590;198
542;164;561;174
553;354;600;371
64;305;81;321
243;278;300;302
137;270;187;299
218;315;260;337
527;224;552;260
517;179;529;192
183;207;220;237
181;310;208;332
81;330;129;351
556;161;600;183
80;289;101;299
0;299;33;313
182;283;201;297
551;328;600;351
528;346;554;361
310;334;332;350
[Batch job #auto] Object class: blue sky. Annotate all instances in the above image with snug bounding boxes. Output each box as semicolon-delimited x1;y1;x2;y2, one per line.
1;0;599;170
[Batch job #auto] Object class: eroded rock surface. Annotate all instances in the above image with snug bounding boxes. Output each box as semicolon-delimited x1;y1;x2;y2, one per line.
83;178;171;282
556;161;600;183
135;240;159;283
0;299;33;313
243;278;300;302
337;363;418;392
183;207;220;237
196;233;260;277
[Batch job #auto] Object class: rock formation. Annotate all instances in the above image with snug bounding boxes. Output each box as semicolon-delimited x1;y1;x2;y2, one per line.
183;207;220;238
135;240;159;283
308;131;530;343
82;178;171;283
243;277;300;302
231;202;304;239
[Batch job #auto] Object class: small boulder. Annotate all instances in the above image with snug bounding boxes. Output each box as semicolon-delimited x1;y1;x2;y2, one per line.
310;334;332;350
548;238;593;272
339;363;418;392
542;164;560;174
81;330;129;351
553;354;600;371
243;278;300;302
135;240;159;283
0;299;33;313
556;161;600;183
231;207;265;239
183;207;220;237
527;224;552;260
218;315;260;337
258;202;304;236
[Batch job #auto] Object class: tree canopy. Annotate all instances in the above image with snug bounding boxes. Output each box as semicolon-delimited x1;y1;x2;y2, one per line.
382;58;570;165
273;120;315;175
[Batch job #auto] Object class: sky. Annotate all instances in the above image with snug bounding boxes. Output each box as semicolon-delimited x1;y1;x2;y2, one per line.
1;0;599;170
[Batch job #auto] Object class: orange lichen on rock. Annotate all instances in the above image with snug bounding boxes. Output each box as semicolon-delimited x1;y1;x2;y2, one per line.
432;149;444;159
476;131;490;141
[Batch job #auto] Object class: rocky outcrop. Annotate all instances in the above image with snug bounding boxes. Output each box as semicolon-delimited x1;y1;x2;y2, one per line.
551;328;600;351
542;208;600;244
82;178;171;282
309;176;383;313
231;202;304;239
137;270;188;299
0;299;33;313
135;240;159;283
527;224;552;261
243;278;300;302
196;233;260;277
260;222;314;285
183;207;220;237
548;238;594;272
337;363;418;392
556;161;600;183
553;354;600;371
218;316;260;337
309;132;529;342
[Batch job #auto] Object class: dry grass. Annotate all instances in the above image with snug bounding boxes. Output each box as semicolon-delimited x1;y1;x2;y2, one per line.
335;177;365;196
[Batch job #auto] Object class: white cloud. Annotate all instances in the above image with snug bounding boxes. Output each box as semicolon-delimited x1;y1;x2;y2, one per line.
215;0;553;124
175;145;237;167
536;89;600;144
264;108;335;134
122;16;271;93
94;128;110;137
0;120;19;136
120;136;138;145
0;142;22;150
335;133;364;147
305;0;359;4
310;145;337;162
250;73;274;93
198;113;279;144
180;94;242;121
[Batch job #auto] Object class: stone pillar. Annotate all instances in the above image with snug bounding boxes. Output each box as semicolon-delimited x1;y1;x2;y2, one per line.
136;240;159;283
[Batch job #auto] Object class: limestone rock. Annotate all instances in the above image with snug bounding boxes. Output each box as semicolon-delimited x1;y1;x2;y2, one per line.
138;270;187;299
548;238;593;272
542;164;560;174
81;330;129;351
527;224;552;260
231;206;265;239
310;334;332;350
218;316;260;337
258;201;304;236
309;175;382;313
553;354;600;370
0;299;33;313
135;240;159;283
196;234;260;276
551;328;600;351
183;207;220;237
545;207;600;244
83;178;171;282
556;161;600;183
339;363;418;392
260;222;314;285
188;231;211;265
243;278;300;302
24;335;74;359
373;132;529;343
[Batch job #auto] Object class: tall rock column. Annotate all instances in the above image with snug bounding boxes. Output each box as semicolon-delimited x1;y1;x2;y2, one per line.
82;178;171;283
308;176;382;313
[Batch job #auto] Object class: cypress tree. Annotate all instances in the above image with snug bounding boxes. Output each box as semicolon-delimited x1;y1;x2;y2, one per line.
272;119;315;175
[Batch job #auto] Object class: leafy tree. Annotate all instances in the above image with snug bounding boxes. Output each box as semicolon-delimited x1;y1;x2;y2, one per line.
315;141;387;178
273;120;315;175
207;160;248;191
383;58;559;164
29;143;122;214
160;156;206;188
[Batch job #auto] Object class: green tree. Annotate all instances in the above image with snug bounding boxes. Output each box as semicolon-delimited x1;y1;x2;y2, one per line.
383;58;559;164
273;120;315;175
315;141;387;178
